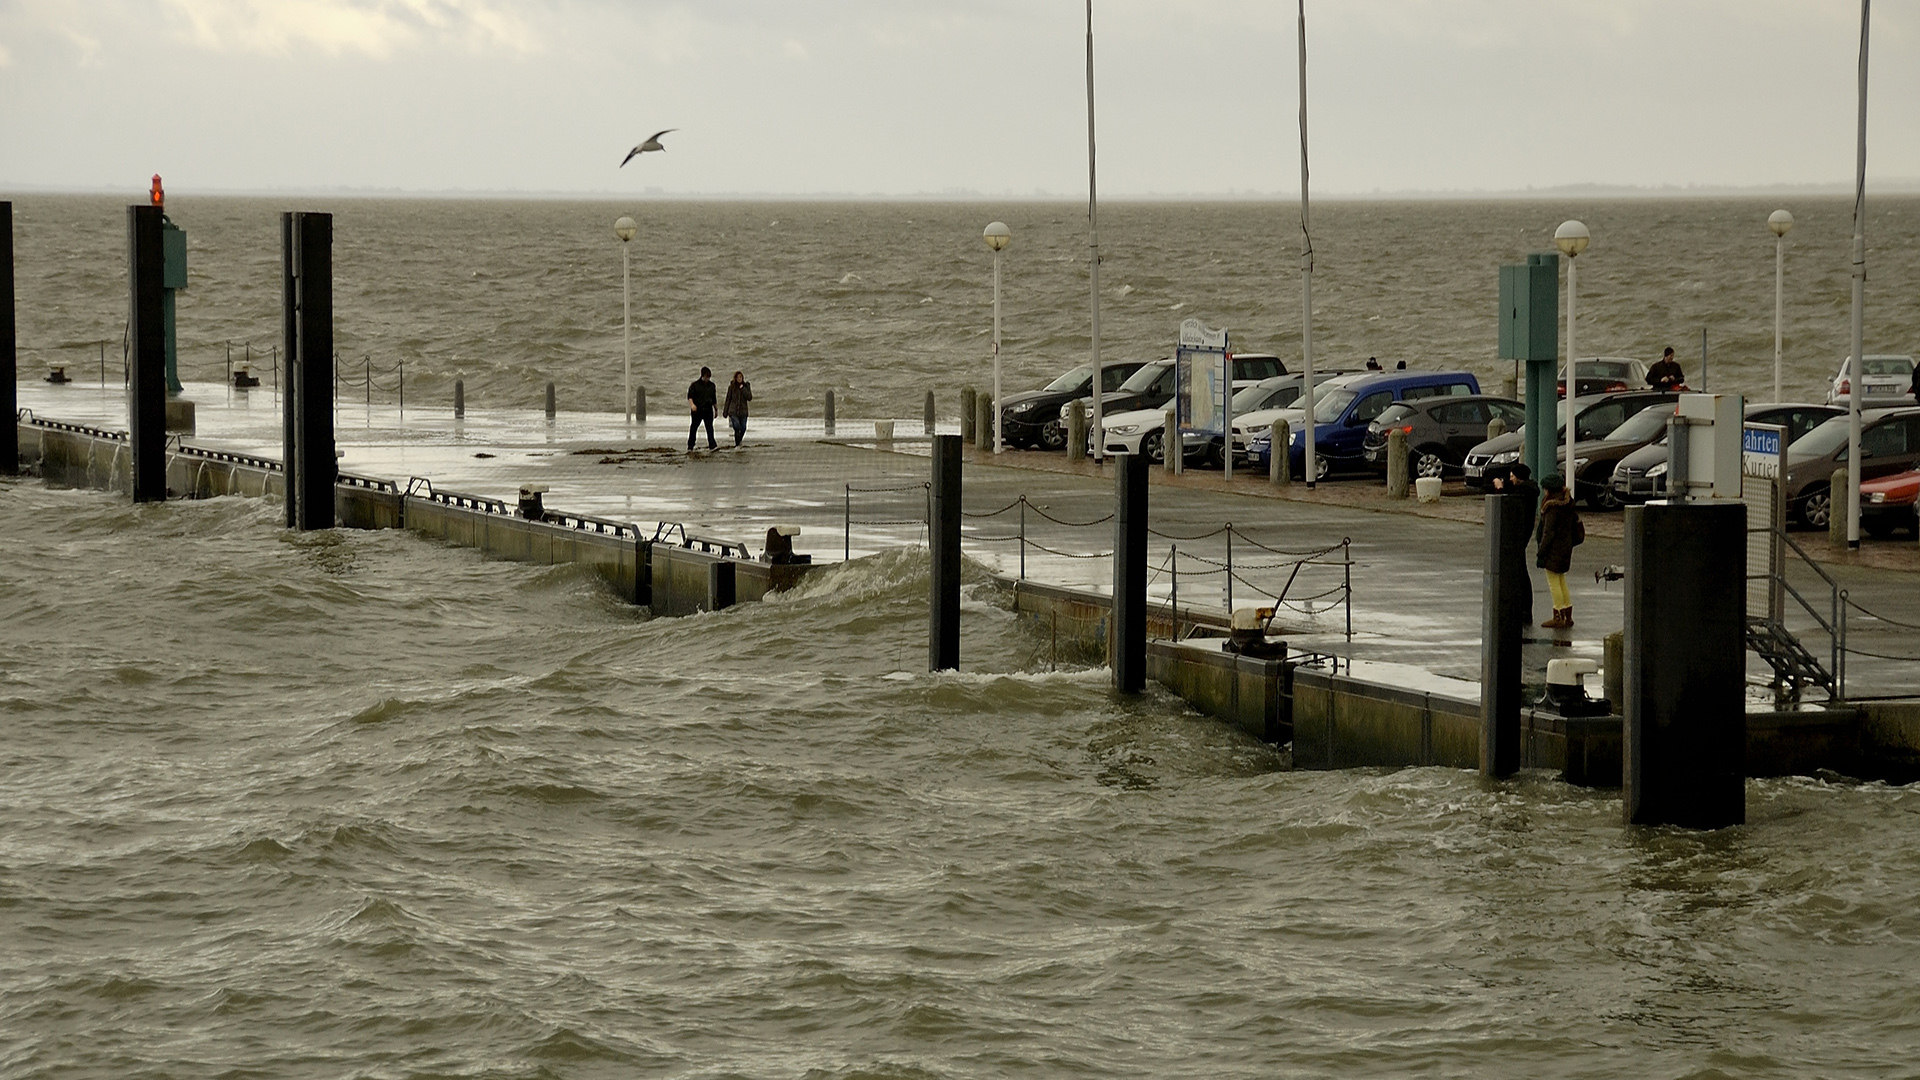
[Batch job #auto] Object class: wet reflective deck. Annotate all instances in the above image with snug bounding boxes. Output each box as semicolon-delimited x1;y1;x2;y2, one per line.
19;381;1920;697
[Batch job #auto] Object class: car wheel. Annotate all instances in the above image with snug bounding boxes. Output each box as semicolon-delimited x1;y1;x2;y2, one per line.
1412;447;1448;479
1799;484;1832;529
1583;471;1622;511
1038;420;1067;451
1862;517;1898;539
1308;454;1330;481
1140;430;1165;464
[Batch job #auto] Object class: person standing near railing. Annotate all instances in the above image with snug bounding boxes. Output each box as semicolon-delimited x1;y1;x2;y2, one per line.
723;370;752;448
1535;473;1584;629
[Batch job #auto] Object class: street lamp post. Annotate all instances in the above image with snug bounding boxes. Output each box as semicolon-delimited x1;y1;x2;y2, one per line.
983;221;1012;454
1769;209;1794;403
614;216;638;422
1554;220;1590;488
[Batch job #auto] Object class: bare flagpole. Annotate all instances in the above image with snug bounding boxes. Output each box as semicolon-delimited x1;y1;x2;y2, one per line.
1087;0;1104;461
1845;0;1870;548
1298;0;1318;489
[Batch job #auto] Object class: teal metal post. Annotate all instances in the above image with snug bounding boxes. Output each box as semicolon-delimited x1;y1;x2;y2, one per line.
1498;252;1559;476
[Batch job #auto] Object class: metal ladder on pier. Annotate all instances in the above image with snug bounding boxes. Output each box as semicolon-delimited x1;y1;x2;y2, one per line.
1744;616;1835;700
1744;529;1846;702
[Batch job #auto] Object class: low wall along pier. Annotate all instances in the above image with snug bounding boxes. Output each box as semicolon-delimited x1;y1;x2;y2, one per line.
15;414;819;617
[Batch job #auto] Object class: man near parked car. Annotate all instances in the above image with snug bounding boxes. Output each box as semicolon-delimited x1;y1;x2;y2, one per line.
1646;347;1685;391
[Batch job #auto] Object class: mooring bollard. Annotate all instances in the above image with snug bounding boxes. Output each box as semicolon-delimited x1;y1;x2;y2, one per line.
636;386;647;422
1480;492;1532;778
128;204;168;503
1270;420;1290;485
454;379;465;418
1067;398;1087;461
825;389;836;436
545;381;556;419
1112;451;1149;693
960;386;977;444
1387;428;1410;498
930;434;962;671
280;210;335;530
1603;630;1624;712
875;420;894;444
974;393;992;453
923;390;936;436
1624;502;1747;828
1488;417;1506;440
1829;468;1848;546
1500;374;1518;402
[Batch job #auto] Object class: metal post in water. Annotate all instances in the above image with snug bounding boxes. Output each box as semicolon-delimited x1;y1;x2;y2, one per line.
636;386;647;422
843;484;851;561
545;381;556;420
454;379;465;418
825;388;836;436
398;358;404;414
1112;451;1148;692
365;356;371;409
929;434;962;671
283;211;335;530
1480;493;1531;778
128;203;167;502
924;390;936;436
0;201;14;476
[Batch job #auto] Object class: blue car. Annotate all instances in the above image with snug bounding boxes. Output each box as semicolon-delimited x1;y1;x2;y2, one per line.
1251;370;1482;480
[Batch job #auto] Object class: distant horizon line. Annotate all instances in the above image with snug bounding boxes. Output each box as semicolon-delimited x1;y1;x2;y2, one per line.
7;179;1920;202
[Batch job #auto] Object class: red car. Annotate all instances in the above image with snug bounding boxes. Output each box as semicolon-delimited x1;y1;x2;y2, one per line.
1861;469;1920;538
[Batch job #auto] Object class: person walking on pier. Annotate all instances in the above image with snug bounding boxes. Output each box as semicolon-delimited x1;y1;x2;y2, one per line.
1535;473;1583;629
722;370;752;447
1646;346;1685;391
687;366;718;451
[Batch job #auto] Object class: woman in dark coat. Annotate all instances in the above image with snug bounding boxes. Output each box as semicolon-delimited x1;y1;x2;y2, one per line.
1535;474;1583;628
722;371;752;447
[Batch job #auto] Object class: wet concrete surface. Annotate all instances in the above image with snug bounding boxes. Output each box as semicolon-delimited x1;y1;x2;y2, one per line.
18;381;1920;696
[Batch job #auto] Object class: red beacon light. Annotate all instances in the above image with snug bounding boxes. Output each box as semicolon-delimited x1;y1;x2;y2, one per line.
150;175;164;208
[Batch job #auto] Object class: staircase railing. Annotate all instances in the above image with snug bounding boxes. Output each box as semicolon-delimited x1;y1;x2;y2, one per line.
1776;530;1846;699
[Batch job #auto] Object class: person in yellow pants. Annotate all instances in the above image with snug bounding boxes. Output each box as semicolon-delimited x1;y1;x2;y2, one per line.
1535;474;1583;629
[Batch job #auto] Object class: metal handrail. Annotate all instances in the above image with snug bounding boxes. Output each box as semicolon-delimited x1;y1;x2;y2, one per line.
1778;530;1847;698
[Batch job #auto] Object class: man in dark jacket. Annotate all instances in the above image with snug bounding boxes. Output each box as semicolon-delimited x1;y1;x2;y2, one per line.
1646;347;1685;391
1491;463;1539;621
687;366;718;451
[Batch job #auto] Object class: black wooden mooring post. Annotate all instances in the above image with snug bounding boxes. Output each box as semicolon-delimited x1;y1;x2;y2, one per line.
281;211;335;530
1623;502;1746;828
929;434;962;671
1480;492;1532;778
128;204;168;502
454;379;465;418
1;201;15;476
1112;451;1148;692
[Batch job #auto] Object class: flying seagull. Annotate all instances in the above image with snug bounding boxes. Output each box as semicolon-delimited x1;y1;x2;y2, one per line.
620;129;677;167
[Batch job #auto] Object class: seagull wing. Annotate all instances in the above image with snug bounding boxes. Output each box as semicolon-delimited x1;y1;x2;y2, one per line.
648;129;678;143
620;145;642;167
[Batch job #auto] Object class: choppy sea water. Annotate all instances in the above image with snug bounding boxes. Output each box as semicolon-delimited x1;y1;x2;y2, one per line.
4;480;1920;1077
8;196;1920;1076
8;194;1920;418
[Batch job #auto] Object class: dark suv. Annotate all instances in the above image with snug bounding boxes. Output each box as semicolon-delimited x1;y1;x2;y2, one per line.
998;360;1147;449
1785;407;1920;528
1362;395;1525;478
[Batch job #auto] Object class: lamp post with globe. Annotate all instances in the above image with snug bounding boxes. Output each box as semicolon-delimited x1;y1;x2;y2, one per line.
614;216;638;422
983;221;1012;454
1554;219;1590;485
1769;209;1794;403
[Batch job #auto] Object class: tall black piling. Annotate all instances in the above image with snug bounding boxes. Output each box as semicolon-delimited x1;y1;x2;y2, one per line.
923;390;936;436
128;204;168;502
636;386;647;422
281;212;335;530
707;560;736;612
1623;502;1746;828
1480;492;1532;777
825;389;836;436
1;201;15;476
1112;451;1148;693
454;379;465;418
545;382;556;419
929;433;961;671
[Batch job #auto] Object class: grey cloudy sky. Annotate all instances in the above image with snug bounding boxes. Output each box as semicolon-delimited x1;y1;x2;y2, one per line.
3;0;1918;197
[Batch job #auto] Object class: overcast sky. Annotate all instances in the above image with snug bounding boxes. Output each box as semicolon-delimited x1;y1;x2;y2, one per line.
3;0;1918;197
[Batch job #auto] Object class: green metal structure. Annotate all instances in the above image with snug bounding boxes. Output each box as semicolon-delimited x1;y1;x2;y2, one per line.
1498;252;1559;476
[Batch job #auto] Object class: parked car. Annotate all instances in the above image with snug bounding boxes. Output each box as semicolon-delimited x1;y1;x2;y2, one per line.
1063;352;1286;433
1557;356;1651;398
1785;407;1920;528
1463;390;1679;495
997;360;1148;449
1100;373;1317;466
1826;354;1917;408
1861;469;1920;538
1609;403;1844;506
1230;371;1361;461
1361;395;1525;479
1249;370;1482;480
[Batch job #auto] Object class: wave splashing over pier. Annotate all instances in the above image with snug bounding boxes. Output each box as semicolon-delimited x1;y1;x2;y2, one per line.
3;484;1920;1076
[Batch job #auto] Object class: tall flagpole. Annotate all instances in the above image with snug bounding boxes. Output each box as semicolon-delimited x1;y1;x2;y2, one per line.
1844;0;1869;548
1087;0;1104;460
1298;0;1318;489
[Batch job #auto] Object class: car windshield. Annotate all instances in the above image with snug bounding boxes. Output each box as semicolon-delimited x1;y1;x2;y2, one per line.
1374;403;1417;427
1313;388;1358;424
1118;363;1168;393
1234;382;1295;411
1791;417;1852;459
1043;365;1091;393
1582;359;1634;379
1604;403;1677;443
1864;357;1914;376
